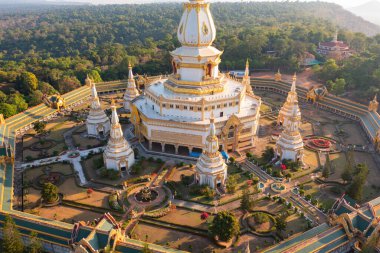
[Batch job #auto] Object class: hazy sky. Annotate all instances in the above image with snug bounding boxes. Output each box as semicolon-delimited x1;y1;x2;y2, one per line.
64;0;368;8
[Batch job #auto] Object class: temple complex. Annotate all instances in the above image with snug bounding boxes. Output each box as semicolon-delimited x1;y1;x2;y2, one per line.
195;113;227;189
130;0;261;155
86;76;111;138
317;32;353;60
123;63;140;111
275;74;304;162
103;100;135;173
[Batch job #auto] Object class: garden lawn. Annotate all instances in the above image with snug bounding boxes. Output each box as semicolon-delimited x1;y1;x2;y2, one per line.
155;208;211;230
132;223;213;252
285;214;308;237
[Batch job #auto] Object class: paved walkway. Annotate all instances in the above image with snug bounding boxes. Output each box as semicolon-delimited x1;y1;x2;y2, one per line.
18;147;104;185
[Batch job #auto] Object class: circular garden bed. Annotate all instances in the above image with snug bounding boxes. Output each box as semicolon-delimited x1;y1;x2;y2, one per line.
35;172;66;189
304;135;339;153
30;139;57;151
247;212;275;233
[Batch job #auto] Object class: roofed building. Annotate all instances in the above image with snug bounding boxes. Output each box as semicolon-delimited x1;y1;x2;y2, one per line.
317;32;353;60
130;0;261;156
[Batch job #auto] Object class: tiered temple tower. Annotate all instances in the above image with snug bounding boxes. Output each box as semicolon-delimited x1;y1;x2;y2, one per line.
86;76;111;138
103;100;135;173
275;75;304;162
123;63;140;111
277;74;301;125
130;0;261;154
195;114;227;189
242;59;254;95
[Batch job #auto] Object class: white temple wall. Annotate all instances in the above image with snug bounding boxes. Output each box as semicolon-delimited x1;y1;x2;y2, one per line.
179;68;204;82
86;121;110;137
104;153;135;171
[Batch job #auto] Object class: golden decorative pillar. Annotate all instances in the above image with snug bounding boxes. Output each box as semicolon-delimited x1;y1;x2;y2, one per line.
368;94;379;112
201;98;206;121
159;95;163;116
275;69;282;82
0;114;5;125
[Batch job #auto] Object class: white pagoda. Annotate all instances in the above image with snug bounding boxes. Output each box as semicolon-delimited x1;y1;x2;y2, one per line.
86;76;111;138
131;0;261;155
242;59;254;96
275;75;304;162
123;63;140;111
103;100;135;173
195;113;227;189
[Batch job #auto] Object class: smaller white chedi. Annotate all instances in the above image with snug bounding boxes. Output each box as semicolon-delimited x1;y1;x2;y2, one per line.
275;74;304;162
195;113;228;189
123;63;140;111
86;76;111;138
103;100;135;173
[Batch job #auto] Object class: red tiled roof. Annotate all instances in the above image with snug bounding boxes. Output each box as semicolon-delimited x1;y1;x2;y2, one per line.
320;41;349;48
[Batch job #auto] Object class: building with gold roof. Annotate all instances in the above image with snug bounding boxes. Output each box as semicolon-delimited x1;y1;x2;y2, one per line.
131;0;261;155
123;63;140;111
103;101;135;173
195;113;227;189
86;76;111;138
276;75;304;162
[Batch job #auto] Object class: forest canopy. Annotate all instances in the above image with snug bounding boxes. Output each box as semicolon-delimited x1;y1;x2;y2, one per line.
0;2;379;117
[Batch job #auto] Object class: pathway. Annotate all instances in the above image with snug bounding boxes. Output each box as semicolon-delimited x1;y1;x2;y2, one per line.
18;146;105;185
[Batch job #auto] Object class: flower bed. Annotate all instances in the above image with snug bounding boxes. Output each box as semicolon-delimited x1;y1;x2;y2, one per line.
144;205;171;218
311;139;331;148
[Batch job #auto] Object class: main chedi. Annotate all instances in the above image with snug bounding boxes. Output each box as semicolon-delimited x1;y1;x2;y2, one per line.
131;0;261;155
86;76;111;138
275;74;304;162
103;100;135;173
195;113;227;189
123;63;140;111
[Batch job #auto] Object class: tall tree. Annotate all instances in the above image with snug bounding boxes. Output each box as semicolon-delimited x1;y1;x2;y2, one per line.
275;215;287;233
29;231;43;253
2;215;24;253
17;71;38;93
41;183;59;203
240;188;252;211
209;211;240;242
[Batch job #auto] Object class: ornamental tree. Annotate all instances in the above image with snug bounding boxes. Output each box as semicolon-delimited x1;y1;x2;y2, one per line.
209;211;240;242
41;182;59;203
33;121;47;135
240;188;252;211
275;215;287;232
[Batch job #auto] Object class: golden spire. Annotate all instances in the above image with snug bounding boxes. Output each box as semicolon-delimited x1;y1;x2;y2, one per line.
245;59;249;76
210;110;215;123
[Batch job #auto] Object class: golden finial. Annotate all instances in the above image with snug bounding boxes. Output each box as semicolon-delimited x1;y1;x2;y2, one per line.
210;111;215;123
111;99;116;106
293;72;297;82
128;61;132;68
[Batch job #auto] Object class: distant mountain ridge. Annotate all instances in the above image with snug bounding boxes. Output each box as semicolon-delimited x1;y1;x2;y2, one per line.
349;0;380;26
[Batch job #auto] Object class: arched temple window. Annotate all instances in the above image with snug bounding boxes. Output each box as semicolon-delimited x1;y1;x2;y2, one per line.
206;63;212;77
172;61;177;74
